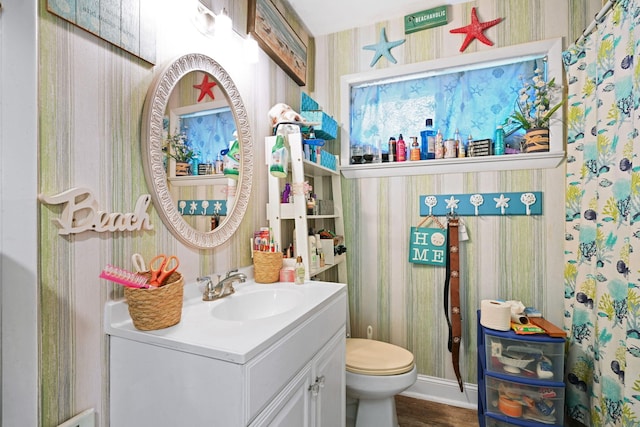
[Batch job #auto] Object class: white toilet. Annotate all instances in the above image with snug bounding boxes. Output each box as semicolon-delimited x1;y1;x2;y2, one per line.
345;337;418;427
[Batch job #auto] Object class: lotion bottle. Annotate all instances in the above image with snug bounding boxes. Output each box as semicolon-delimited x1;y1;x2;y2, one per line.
410;136;420;160
295;256;305;284
396;134;406;162
435;129;444;159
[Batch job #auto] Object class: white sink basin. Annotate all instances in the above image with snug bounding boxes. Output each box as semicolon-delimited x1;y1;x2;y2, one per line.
211;288;303;321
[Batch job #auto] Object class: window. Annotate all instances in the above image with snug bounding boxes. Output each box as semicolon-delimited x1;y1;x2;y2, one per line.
339;38;564;178
172;104;235;165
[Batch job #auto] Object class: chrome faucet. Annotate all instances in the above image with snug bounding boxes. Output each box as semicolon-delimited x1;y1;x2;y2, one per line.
198;270;247;301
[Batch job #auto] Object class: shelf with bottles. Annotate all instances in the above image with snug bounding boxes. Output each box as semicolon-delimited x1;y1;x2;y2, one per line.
341;122;564;179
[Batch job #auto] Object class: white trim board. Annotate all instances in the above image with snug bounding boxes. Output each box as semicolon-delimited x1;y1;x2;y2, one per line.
401;374;478;410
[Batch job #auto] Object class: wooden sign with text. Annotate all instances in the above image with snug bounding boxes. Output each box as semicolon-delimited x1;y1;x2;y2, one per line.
39;187;153;235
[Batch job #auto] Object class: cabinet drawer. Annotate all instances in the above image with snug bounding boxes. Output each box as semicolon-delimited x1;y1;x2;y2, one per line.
485;375;564;426
485;333;564;382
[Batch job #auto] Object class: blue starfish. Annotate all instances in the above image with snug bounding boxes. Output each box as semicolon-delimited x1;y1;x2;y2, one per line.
363;28;405;67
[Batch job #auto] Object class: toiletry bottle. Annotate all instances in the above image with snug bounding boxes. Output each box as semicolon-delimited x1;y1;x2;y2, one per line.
494;125;505;155
435;129;444;159
282;182;291;203
467;134;473;157
308;231;318;271
420;118;436;160
381;137;390;162
223;139;240;179
388;137;397;162
396;134;406;161
453;129;464;158
456;129;466;158
295;256;305;284
410;136;420;160
215;153;224;174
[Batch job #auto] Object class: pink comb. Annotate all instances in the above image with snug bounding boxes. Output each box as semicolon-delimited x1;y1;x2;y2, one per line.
100;264;154;289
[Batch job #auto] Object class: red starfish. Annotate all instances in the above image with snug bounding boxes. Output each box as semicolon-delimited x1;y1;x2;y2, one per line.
449;7;503;52
193;74;217;102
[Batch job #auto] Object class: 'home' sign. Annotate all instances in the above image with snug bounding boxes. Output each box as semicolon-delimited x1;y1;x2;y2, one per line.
408;226;447;266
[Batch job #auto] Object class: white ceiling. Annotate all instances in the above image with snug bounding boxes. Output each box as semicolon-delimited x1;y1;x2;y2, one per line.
286;0;469;36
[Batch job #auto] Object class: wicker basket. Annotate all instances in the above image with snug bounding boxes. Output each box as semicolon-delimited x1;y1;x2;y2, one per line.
253;251;283;283
123;271;184;331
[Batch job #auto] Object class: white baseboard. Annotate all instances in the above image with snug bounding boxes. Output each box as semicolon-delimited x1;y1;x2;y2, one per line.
401;374;478;410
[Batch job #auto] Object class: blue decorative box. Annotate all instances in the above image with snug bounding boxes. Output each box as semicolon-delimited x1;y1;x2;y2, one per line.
320;150;337;171
301;111;338;140
301;92;319;111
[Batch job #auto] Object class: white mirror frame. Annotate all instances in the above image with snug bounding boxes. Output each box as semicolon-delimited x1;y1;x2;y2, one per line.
141;53;253;248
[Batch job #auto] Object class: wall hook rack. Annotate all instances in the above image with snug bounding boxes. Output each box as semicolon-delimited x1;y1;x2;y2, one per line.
419;191;542;217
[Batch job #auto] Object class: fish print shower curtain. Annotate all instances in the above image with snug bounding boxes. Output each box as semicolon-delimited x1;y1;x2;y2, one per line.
563;1;640;425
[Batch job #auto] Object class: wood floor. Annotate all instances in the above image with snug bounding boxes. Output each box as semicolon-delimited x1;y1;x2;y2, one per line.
395;395;479;427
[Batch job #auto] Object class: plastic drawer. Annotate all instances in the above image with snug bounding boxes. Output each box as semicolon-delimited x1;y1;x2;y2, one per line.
484;330;564;382
485;414;555;426
485;374;564;426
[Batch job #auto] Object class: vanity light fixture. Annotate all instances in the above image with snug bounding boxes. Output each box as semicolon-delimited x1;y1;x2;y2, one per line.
193;3;233;40
215;8;233;39
193;2;216;37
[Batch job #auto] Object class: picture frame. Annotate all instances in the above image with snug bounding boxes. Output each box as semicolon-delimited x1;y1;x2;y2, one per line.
46;0;156;65
248;0;307;86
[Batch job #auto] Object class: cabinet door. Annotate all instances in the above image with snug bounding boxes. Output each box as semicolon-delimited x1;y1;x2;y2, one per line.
250;365;313;427
312;331;346;427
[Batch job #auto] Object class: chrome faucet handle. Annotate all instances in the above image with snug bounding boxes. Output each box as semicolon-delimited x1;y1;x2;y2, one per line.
197;276;212;286
225;268;238;278
200;275;222;301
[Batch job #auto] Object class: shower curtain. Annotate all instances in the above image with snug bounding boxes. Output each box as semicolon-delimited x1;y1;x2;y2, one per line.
563;1;640;425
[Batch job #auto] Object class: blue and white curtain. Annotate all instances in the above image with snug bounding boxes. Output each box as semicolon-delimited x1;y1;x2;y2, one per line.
563;1;640;425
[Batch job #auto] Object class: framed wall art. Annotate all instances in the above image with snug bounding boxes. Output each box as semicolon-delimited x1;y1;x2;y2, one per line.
47;0;156;64
248;0;307;86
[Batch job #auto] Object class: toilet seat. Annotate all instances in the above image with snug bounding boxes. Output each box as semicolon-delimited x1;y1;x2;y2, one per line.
346;338;414;375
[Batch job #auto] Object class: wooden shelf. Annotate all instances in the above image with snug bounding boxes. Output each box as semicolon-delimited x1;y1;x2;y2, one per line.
267;132;347;283
309;253;346;277
302;159;339;177
340;151;565;179
168;174;229;186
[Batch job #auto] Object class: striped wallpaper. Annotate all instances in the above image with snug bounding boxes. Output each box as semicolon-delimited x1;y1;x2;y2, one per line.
36;0;599;425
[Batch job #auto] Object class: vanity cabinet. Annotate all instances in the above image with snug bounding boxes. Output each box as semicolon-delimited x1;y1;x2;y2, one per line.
266;131;347;282
249;330;345;426
477;311;565;427
108;283;346;427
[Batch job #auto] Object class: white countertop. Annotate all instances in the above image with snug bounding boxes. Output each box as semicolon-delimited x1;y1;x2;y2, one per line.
105;279;346;364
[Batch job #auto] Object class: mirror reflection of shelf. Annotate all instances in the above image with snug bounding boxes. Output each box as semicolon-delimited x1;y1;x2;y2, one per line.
168;175;230;187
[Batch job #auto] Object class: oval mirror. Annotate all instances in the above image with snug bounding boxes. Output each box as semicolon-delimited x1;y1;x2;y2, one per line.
141;53;253;248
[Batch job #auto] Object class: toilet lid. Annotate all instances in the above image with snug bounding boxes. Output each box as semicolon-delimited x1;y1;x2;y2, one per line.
346;338;415;376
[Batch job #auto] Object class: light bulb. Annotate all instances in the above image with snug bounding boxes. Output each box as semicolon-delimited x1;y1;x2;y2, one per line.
215;9;232;38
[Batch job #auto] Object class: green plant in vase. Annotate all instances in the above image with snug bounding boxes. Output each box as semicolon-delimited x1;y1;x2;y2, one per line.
509;67;564;153
164;130;199;175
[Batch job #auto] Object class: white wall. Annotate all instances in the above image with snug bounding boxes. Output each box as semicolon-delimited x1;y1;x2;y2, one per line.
1;0;39;425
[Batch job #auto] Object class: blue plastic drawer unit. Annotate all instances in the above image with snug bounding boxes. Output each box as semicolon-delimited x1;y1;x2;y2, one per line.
484;330;564;382
477;310;566;427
